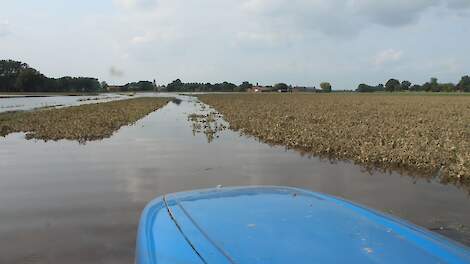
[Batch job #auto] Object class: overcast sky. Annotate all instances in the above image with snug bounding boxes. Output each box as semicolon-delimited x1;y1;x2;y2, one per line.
1;0;469;89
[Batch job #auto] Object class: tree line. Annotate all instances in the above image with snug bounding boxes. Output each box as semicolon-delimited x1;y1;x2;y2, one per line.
3;59;468;94
0;60;102;93
165;79;250;92
120;81;155;92
164;80;333;93
356;77;470;93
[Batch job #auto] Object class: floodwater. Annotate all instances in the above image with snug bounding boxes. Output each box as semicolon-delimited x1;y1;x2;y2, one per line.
0;92;158;113
0;95;469;263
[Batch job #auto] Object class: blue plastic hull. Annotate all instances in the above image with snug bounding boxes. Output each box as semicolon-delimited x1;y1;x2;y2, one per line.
136;186;470;263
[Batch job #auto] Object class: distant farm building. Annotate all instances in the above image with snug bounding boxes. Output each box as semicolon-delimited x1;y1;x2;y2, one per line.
107;85;125;92
248;86;273;93
248;85;317;93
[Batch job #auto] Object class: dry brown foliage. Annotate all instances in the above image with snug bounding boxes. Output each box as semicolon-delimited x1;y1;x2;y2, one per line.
198;93;470;183
0;97;171;142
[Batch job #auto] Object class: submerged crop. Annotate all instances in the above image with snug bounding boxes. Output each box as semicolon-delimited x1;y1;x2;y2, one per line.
0;97;172;142
198;93;470;184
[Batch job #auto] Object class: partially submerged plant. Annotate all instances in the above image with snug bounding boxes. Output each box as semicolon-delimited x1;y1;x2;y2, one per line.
188;108;227;143
0;97;172;143
198;93;470;184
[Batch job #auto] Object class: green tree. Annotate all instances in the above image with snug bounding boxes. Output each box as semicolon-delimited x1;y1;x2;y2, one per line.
238;81;253;92
409;84;422;92
385;79;400;92
220;82;237;92
457;75;470;92
430;77;440;92
376;84;385;92
422;82;431;92
204;82;213;92
274;83;289;92
356;84;373;92
320;82;332;93
440;83;456;92
0;60;30;92
15;68;46;92
101;81;109;91
167;79;183;92
0;60;102;93
0;60;29;76
401;80;411;91
125;81;154;91
356;83;384;93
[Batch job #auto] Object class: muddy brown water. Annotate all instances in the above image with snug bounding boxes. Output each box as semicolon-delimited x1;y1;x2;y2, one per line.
1;95;469;263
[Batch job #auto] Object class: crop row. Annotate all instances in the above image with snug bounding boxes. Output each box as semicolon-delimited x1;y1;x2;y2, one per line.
198;93;470;184
0;97;171;142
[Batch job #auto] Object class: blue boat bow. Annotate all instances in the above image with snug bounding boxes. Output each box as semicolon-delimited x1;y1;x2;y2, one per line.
136;186;470;264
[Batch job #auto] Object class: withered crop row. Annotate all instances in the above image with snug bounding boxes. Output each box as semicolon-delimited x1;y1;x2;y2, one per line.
198;93;470;184
0;97;172;142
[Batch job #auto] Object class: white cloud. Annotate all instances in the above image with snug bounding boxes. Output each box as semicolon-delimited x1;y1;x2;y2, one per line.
3;0;470;88
131;34;153;45
241;0;361;36
0;20;10;37
113;0;158;10
349;0;440;26
239;0;470;37
373;49;403;66
130;29;181;45
235;31;289;48
241;0;286;13
441;59;460;73
446;0;470;9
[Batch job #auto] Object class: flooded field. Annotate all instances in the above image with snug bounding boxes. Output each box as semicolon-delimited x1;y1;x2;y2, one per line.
0;92;157;113
199;93;470;183
1;95;469;264
0;97;171;142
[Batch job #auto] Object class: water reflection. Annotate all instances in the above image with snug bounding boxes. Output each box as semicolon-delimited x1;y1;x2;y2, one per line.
186;100;228;143
0;95;469;264
171;98;183;105
187;99;470;194
0;92;171;113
